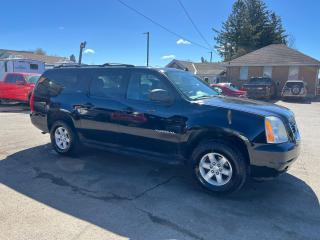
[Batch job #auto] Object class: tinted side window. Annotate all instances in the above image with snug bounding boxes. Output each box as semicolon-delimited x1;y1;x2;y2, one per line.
127;71;170;101
6;74;18;83
36;69;87;97
89;69;128;99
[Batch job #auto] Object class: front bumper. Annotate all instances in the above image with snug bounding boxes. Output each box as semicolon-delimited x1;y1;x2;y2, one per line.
249;141;301;178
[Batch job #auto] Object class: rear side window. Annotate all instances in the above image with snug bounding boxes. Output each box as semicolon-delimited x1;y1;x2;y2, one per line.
5;74;25;83
35;69;87;97
89;69;128;99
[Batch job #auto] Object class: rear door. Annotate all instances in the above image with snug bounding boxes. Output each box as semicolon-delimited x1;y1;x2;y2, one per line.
76;68;129;146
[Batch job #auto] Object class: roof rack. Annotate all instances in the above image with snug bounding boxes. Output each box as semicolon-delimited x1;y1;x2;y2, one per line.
102;63;135;67
53;63;135;69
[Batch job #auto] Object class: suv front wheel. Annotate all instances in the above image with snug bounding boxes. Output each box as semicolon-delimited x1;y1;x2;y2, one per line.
191;140;247;194
50;121;80;156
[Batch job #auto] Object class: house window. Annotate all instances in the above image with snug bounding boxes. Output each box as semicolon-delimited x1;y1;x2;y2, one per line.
288;66;299;80
263;66;272;78
30;64;39;70
240;67;248;80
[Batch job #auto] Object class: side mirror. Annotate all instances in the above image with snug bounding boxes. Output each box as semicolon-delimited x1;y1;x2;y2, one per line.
16;80;26;85
149;89;173;103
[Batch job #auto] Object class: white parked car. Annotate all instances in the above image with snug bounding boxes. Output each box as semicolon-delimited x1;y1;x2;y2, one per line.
281;80;308;100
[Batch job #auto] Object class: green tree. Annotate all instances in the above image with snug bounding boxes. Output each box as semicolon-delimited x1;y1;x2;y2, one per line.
215;0;287;61
69;54;76;63
34;48;46;55
201;57;208;63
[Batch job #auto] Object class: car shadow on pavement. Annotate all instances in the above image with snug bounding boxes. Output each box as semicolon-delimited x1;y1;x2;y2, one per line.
1;144;319;240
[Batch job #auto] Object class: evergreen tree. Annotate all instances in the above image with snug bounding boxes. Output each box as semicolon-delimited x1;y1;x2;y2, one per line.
69;54;76;63
215;0;287;61
201;57;208;63
34;48;46;55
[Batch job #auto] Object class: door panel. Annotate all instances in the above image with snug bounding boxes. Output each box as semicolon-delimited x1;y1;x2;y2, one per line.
116;70;187;155
76;68;129;146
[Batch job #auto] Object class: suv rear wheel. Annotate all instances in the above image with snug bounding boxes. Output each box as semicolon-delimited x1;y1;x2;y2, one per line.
191;140;247;194
50;121;80;156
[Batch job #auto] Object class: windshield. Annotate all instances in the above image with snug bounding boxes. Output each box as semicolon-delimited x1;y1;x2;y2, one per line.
25;75;40;84
165;70;219;100
226;85;239;91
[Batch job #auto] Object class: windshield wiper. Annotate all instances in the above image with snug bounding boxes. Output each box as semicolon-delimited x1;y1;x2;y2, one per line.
192;95;215;100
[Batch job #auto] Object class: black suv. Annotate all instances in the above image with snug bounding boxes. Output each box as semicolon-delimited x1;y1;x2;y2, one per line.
30;64;301;194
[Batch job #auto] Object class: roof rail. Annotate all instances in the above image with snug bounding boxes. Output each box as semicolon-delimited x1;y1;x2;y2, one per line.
53;63;135;69
102;63;135;67
54;64;86;68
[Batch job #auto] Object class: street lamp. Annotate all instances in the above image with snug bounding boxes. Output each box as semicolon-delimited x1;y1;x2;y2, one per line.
143;32;150;67
78;41;87;64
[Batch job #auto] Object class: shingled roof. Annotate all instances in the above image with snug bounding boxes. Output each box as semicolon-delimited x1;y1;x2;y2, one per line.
0;49;72;65
228;44;320;67
166;59;225;75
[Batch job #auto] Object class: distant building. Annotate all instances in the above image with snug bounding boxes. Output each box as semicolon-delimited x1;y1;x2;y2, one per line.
226;44;320;97
166;59;226;84
0;49;74;68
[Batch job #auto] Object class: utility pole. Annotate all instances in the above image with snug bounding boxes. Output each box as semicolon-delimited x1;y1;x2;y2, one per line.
209;51;213;63
143;32;150;66
78;41;87;64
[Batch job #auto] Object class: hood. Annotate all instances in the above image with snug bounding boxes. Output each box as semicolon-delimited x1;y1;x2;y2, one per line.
196;96;293;119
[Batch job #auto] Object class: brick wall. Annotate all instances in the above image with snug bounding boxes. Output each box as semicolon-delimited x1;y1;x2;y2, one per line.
227;65;319;97
248;67;263;79
299;66;318;97
272;66;289;95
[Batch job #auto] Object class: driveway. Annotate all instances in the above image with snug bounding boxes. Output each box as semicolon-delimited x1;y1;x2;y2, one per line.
0;101;319;240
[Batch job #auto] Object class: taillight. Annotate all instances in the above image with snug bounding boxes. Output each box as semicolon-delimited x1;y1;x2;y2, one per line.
30;90;35;112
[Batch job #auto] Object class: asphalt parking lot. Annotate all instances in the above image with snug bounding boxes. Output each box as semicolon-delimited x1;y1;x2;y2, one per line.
0;101;319;240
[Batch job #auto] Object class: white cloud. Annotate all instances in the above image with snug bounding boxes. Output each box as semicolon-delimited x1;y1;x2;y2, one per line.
84;49;95;54
161;54;176;60
176;39;191;45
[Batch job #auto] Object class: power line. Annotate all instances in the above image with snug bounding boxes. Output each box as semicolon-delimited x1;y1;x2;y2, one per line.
116;0;211;51
177;0;212;49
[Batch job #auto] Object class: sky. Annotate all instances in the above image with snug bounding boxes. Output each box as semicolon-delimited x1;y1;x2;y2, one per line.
0;0;319;66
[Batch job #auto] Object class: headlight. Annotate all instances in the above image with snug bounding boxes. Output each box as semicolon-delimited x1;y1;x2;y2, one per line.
265;116;288;143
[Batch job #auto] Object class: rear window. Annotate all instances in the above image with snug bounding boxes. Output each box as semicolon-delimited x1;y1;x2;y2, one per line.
285;82;305;88
35;69;87;97
249;78;271;84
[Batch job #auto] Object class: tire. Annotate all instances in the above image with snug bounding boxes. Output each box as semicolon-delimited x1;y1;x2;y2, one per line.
291;85;301;95
190;140;247;194
50;121;80;156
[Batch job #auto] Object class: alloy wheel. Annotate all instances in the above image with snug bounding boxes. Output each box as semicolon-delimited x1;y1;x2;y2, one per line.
199;152;233;186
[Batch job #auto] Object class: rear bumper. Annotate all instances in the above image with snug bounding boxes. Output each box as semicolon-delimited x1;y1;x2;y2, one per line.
30;112;49;133
247;92;269;99
249;141;300;178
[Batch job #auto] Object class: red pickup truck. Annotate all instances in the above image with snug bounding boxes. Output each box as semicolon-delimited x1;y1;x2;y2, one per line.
0;72;40;104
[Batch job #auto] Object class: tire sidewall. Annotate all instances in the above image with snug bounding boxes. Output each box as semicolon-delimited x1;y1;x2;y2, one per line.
191;141;247;193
